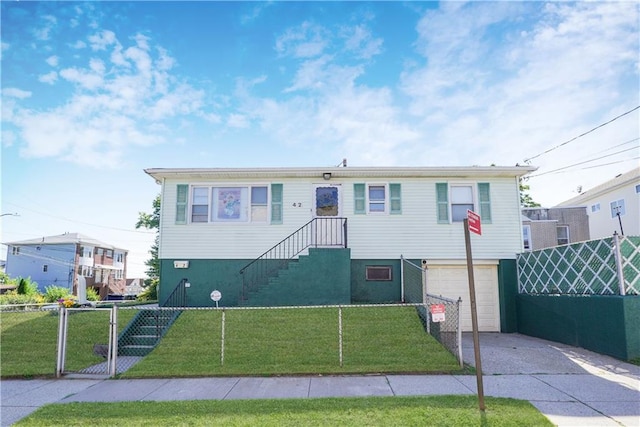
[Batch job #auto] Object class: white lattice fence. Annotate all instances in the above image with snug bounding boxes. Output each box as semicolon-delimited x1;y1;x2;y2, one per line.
518;235;640;295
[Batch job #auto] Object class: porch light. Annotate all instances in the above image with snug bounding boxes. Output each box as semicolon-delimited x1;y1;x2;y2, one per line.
323;172;331;180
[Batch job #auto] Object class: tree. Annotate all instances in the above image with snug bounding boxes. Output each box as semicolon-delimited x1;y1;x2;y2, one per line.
520;180;541;208
136;194;160;300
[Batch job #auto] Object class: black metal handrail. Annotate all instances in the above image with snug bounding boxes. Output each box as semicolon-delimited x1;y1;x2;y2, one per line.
239;217;347;302
161;278;188;307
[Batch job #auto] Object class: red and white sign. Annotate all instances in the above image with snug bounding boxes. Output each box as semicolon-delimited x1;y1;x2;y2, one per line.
430;304;446;323
467;210;482;235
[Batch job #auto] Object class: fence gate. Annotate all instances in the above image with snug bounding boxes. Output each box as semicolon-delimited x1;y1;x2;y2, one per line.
56;306;118;377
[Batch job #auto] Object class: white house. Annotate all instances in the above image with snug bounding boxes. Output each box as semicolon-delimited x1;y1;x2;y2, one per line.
145;165;536;331
556;167;640;239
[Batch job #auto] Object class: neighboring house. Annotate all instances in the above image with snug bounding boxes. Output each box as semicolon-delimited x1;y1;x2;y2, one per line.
521;207;590;251
145;165;536;332
124;278;145;299
4;233;128;299
556;167;640;239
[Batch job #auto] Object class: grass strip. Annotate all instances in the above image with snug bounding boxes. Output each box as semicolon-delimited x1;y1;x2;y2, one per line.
16;395;552;426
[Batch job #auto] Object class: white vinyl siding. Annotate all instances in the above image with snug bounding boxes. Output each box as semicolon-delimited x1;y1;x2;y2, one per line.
159;177;523;261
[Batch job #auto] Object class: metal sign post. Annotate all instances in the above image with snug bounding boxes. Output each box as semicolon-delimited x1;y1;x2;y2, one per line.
464;212;485;412
210;290;222;308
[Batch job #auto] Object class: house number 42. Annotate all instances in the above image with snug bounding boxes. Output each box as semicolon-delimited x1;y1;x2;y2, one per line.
292;203;303;207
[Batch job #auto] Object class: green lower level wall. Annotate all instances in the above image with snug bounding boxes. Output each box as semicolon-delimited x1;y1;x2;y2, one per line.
159;255;403;307
350;259;402;304
517;294;640;361
497;259;518;333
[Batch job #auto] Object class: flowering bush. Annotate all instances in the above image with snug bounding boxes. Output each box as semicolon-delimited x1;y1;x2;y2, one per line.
58;297;78;308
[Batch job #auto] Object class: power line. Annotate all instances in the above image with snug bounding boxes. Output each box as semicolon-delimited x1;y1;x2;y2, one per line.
528;154;639;179
524;105;640;163
3;202;155;234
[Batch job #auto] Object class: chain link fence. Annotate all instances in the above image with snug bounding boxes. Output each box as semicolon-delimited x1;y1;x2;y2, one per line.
52;302;463;377
401;256;463;367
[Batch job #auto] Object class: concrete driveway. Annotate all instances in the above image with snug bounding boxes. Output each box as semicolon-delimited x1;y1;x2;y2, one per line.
461;332;640;426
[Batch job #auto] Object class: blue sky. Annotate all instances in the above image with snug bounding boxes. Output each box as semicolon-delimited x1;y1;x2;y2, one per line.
1;1;639;277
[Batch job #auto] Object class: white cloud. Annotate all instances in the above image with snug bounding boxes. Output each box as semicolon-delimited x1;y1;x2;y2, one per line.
2;130;16;147
38;71;58;84
342;25;383;59
46;55;59;67
2;88;32;99
88;30;117;51
5;31;206;168
275;22;328;58
227;114;250;129
34;15;57;41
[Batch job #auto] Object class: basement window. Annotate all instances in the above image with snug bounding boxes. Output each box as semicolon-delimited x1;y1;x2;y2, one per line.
366;266;392;281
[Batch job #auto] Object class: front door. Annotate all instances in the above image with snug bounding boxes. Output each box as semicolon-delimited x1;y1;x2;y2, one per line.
312;184;342;246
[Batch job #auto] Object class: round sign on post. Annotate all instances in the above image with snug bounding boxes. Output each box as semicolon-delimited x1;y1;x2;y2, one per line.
210;290;222;307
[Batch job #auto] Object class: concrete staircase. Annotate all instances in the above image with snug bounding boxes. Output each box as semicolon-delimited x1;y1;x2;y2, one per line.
241;248;351;307
118;309;182;356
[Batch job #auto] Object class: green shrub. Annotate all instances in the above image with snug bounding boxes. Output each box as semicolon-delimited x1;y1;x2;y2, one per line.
16;277;39;295
0;292;43;306
85;286;100;302
0;272;16;286
43;285;72;303
137;278;158;301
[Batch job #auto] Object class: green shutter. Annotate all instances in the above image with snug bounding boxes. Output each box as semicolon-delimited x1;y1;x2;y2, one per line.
354;184;365;214
436;183;449;223
176;184;188;224
478;183;492;223
389;183;401;214
271;183;283;224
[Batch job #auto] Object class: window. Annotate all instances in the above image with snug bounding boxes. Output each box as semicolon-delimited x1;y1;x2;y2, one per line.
636;184;640;194
97;248;104;256
187;185;272;223
523;225;532;251
451;185;474;222
251;186;268;222
81;246;93;258
11;246;20;255
115;252;124;263
212;187;248;222
80;266;93;277
191;187;209;222
43;265;48;272
591;203;600;213
354;183;401;214
610;199;625;218
115;269;124;279
557;226;569;246
366;266;392;281
106;249;113;258
369;185;386;212
436;183;491;223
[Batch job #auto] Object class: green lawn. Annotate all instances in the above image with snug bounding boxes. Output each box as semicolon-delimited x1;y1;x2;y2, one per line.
123;306;462;377
16;396;552;426
0;309;136;377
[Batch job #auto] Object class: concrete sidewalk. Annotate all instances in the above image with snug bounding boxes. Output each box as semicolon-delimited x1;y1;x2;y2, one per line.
2;333;639;426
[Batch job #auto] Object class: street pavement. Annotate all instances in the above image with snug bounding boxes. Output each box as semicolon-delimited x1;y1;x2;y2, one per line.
1;332;639;426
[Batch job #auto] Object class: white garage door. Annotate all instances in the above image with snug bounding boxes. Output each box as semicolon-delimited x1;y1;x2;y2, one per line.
426;264;500;332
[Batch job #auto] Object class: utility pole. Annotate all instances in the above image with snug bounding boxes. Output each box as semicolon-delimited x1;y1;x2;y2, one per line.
614;206;624;235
